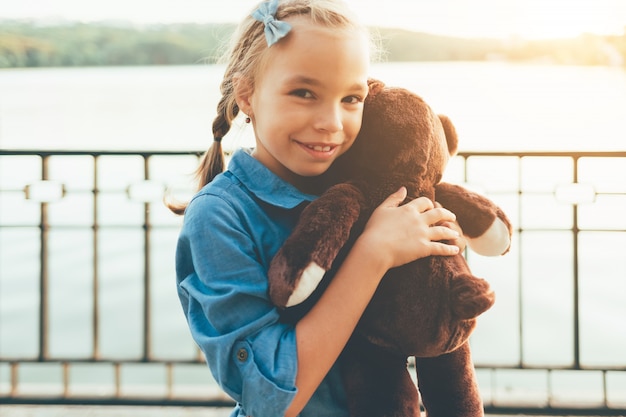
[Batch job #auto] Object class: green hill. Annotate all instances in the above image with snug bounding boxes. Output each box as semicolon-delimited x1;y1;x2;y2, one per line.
1;20;624;68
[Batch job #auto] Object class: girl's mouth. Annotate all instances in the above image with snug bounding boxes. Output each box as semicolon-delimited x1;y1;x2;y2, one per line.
296;140;339;159
306;144;333;152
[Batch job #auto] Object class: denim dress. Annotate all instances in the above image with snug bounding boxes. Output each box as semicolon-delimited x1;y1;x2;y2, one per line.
175;149;349;417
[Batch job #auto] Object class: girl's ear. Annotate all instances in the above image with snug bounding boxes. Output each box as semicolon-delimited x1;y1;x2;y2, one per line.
233;74;254;116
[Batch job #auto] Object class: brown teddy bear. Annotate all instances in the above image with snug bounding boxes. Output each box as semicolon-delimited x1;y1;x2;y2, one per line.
268;80;512;417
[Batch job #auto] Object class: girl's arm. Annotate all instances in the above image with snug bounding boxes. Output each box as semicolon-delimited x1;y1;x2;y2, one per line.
285;187;460;417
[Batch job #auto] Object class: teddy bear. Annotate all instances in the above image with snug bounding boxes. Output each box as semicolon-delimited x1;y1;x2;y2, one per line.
267;79;512;417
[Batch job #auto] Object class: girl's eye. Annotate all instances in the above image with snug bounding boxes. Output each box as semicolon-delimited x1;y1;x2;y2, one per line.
291;89;314;99
343;95;363;104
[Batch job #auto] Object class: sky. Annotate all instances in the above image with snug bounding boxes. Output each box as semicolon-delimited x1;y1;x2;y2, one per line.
2;0;626;40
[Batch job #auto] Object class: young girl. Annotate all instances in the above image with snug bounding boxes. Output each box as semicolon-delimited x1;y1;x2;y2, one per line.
173;1;462;416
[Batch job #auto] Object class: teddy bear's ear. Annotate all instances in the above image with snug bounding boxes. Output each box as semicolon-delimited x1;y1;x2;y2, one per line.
367;78;385;97
438;114;459;157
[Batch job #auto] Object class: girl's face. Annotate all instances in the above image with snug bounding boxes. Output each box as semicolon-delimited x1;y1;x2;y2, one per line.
240;18;370;185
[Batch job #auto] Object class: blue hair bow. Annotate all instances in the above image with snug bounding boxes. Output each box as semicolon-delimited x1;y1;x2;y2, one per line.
252;0;292;47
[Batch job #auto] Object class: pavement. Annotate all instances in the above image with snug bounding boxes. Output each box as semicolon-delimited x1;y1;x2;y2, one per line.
0;405;606;417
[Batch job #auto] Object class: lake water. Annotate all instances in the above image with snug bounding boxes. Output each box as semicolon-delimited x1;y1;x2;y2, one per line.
1;62;626;152
1;62;626;402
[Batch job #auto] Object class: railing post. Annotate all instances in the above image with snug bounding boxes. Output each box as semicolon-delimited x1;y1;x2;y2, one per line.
143;154;152;362
38;155;49;361
572;156;581;369
92;154;101;360
516;155;525;367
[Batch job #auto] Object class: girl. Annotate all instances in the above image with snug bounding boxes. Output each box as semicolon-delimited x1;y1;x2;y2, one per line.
172;1;462;416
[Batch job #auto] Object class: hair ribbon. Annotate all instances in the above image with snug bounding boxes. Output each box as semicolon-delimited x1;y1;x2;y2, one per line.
252;0;292;47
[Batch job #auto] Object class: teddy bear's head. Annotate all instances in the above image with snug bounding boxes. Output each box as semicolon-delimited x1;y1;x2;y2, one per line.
327;79;458;202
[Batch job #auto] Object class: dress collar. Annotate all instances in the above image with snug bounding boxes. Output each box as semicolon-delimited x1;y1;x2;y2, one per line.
229;149;318;209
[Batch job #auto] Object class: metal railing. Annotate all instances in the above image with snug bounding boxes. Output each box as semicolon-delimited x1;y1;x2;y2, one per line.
1;149;625;415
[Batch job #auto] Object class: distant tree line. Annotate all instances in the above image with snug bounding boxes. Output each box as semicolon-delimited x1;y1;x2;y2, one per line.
379;28;626;66
1;20;625;68
0;21;233;67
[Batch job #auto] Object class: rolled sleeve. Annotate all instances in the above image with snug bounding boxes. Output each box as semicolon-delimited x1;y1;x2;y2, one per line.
176;190;298;417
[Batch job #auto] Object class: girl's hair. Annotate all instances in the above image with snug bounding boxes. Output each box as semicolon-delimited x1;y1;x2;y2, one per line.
167;0;371;214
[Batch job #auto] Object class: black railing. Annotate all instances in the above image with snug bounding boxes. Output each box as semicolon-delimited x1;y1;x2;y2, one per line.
1;149;625;415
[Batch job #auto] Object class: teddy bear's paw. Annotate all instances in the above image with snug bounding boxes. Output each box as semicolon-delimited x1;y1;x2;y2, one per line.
467;217;511;256
451;276;495;319
285;262;326;307
269;250;327;308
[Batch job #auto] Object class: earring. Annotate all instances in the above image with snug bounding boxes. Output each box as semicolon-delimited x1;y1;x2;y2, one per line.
245;116;251;123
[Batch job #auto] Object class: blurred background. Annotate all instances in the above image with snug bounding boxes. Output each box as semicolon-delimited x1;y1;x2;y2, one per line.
1;1;625;414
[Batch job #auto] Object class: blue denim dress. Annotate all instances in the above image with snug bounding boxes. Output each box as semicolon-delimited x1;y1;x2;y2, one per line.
176;149;349;417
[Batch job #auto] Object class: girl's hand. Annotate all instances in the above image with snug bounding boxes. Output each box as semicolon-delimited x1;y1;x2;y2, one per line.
358;187;460;270
434;201;467;253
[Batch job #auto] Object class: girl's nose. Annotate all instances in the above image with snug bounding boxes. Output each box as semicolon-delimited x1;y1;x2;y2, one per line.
314;104;343;133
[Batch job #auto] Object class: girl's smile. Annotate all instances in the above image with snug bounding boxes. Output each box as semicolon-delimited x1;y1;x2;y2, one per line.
297;140;339;158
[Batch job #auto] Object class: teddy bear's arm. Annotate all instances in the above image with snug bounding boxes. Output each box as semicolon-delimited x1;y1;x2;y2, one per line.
268;183;365;309
435;182;512;256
